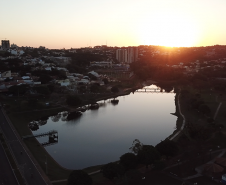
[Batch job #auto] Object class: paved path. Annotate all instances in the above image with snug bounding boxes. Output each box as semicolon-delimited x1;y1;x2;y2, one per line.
0;108;51;185
183;149;226;180
214;102;222;120
0;141;19;185
169;90;186;140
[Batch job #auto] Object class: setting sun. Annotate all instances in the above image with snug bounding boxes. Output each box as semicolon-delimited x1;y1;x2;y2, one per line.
138;12;199;47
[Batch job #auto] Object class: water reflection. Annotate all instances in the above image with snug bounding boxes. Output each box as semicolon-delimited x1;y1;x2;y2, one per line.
31;85;177;169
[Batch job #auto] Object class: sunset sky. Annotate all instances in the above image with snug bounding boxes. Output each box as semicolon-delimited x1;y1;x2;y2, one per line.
1;0;226;49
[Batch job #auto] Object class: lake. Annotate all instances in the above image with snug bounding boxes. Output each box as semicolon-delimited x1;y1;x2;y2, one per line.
32;85;177;169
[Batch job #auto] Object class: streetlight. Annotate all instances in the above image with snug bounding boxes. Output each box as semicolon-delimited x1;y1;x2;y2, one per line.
45;155;48;174
209;149;212;159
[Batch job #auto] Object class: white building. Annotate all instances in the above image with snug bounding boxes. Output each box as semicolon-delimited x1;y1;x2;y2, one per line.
1;70;11;78
88;71;99;78
57;79;70;86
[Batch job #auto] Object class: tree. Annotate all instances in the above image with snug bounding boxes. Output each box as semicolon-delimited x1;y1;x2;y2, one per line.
199;104;211;116
67;170;92;185
8;84;29;96
38;74;52;84
4;77;11;82
137;145;160;168
129;139;143;154
155;139;178;157
90;84;99;93
33;86;50;95
47;84;55;93
101;162;125;181
111;86;119;94
120;153;137;170
102;78;109;85
153;160;166;170
28;98;38;108
66;95;82;106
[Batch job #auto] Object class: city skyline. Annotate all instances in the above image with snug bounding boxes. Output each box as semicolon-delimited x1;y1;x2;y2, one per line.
1;0;226;49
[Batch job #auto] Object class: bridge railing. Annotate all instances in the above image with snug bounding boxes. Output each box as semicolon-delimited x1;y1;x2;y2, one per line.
22;130;58;139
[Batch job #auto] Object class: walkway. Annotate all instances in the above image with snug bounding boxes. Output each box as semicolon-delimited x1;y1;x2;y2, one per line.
183;148;226;181
169;90;186;140
214;102;222;120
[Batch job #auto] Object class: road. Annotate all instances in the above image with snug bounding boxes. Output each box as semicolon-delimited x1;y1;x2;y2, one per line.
0;108;49;185
0;141;18;184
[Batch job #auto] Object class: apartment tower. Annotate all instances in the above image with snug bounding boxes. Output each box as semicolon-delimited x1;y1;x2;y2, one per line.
116;47;138;63
1;40;10;49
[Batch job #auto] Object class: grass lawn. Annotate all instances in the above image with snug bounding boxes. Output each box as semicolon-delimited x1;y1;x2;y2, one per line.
188;176;220;185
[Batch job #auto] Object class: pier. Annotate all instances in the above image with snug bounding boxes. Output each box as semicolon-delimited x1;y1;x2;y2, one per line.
135;87;174;93
22;130;58;147
22;130;58;139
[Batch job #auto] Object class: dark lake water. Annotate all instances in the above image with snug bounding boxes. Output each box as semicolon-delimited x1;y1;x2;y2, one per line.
32;85;177;169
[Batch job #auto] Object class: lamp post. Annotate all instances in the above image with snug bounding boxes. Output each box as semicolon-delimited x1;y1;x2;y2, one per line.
45;155;48;174
177;159;180;176
209;149;212;159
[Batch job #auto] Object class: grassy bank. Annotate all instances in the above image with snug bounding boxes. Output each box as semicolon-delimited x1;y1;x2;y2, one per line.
167;88;184;141
7;108;73;181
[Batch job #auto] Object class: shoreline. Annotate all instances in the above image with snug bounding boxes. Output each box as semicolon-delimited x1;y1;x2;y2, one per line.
6;81;185;182
168;88;185;141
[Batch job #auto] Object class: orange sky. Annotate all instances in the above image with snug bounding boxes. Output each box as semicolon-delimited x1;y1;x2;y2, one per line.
1;0;226;48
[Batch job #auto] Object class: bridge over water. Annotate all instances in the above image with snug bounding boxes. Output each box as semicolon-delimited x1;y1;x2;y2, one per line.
135;87;174;93
23;130;58;147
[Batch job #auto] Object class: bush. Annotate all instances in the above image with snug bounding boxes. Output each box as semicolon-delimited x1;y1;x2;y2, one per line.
67;170;92;185
137;145;160;167
120;153;137;170
155;139;178;157
66;95;82;106
111;86;119;93
101;162;125;180
153;160;166;170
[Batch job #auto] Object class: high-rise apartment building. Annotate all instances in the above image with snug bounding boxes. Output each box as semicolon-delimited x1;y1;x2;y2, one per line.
116;49;128;63
127;47;138;63
1;40;10;49
116;47;138;63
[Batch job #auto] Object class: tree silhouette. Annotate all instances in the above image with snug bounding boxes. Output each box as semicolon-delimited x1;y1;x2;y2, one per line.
101;162;125;181
67;170;92;185
120;153;137;170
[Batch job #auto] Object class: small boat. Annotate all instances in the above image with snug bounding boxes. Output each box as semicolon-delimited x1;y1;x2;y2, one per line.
29;122;39;131
89;103;99;110
67;111;82;121
111;99;119;104
80;106;87;112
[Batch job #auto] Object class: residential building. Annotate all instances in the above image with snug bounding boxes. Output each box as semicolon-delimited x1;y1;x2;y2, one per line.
127;47;138;63
116;49;128;63
116;47;138;63
1;40;10;50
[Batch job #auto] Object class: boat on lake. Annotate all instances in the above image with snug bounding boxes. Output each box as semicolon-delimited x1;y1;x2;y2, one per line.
67;111;82;121
89;103;99;110
111;99;119;105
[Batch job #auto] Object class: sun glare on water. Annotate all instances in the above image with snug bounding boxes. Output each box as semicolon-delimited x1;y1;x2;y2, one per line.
138;13;199;47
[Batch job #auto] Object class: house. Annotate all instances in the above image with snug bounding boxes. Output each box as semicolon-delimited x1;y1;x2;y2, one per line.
88;71;99;78
57;79;70;86
1;70;11;78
